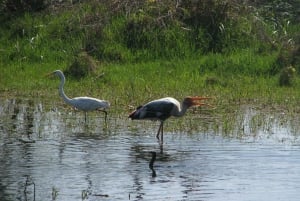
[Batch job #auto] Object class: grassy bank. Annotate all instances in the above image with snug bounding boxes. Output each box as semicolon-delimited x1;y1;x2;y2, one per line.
1;54;300;111
0;0;300;114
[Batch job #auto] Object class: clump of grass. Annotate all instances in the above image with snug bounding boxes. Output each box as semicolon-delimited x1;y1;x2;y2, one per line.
279;65;296;86
64;52;98;79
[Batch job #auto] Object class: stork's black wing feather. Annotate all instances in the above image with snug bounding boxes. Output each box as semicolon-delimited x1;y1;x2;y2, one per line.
142;101;174;121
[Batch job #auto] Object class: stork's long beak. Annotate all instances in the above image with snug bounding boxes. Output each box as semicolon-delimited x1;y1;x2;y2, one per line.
190;96;212;107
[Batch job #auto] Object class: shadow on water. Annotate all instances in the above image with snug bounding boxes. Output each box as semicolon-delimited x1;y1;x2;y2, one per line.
1;98;300;201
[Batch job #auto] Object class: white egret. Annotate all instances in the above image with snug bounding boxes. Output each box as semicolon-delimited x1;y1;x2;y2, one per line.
49;70;110;122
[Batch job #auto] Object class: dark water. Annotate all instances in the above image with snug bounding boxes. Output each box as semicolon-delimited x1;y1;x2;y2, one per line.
1;98;300;201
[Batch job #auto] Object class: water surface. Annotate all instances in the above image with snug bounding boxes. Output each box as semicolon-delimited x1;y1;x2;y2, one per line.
0;98;300;201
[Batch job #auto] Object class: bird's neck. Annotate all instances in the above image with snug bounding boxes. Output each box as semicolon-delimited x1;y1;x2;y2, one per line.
58;75;72;104
173;103;189;117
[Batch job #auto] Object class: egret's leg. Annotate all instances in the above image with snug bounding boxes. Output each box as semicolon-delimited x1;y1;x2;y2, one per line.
98;110;108;123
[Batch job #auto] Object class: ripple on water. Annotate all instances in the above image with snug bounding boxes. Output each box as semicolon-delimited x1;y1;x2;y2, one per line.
0;99;300;201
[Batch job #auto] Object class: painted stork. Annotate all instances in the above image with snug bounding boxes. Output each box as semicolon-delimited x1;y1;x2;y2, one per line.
129;96;210;141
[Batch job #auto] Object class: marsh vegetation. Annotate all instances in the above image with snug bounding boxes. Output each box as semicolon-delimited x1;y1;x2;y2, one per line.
0;1;299;145
0;1;299;105
1;2;300;199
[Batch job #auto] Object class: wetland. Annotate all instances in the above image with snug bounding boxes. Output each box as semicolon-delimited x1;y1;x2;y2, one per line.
1;1;300;200
1;98;299;201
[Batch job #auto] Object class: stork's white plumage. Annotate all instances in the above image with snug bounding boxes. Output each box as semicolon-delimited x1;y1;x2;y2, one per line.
50;70;110;122
129;97;210;141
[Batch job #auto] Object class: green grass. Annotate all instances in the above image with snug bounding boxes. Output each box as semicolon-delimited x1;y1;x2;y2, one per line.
1;53;300;111
1;52;300;136
0;0;299;118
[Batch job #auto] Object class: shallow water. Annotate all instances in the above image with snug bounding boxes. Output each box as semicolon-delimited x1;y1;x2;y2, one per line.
0;98;300;201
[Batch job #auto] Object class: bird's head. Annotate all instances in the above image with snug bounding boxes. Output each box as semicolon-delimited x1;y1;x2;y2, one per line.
45;70;64;78
102;101;110;108
183;96;211;108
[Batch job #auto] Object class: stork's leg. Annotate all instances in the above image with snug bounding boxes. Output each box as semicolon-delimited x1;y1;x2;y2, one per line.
156;121;163;141
161;122;163;142
156;122;162;139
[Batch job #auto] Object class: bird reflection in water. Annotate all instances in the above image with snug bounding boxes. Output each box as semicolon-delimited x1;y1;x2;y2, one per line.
149;151;157;177
24;175;35;201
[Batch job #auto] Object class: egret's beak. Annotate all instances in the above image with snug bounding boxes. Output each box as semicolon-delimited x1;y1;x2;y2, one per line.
45;72;54;78
190;96;212;107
